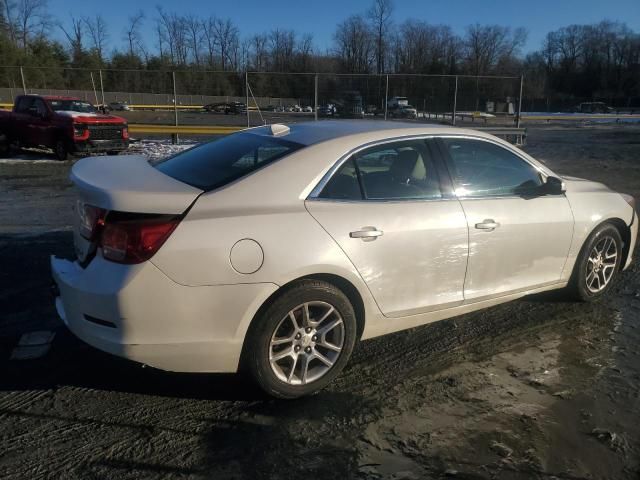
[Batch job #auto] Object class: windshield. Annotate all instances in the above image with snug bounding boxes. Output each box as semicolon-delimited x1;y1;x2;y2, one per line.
154;133;304;191
48;100;97;113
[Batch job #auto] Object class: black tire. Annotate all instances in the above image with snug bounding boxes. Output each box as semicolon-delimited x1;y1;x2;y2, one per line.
244;279;358;399
54;139;69;161
0;134;12;157
106;150;120;156
568;222;623;302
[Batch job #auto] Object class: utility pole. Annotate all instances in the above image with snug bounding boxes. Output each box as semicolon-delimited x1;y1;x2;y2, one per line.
172;71;179;144
452;75;458;126
516;75;524;128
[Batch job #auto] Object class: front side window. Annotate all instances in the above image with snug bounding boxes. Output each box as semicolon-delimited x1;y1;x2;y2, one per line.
154;133;304;191
442;138;543;197
319;140;442;201
15;96;33;113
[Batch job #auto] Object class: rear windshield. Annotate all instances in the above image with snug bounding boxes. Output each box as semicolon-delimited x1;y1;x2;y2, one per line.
153;133;304;191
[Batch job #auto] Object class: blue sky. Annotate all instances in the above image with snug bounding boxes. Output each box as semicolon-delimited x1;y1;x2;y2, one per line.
49;0;640;55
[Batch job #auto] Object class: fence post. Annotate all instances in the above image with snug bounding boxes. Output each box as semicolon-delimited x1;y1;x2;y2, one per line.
245;71;250;128
99;69;105;110
314;74;318;121
452;75;458;126
172;71;179;145
516;74;524;128
19;67;26;94
384;74;389;120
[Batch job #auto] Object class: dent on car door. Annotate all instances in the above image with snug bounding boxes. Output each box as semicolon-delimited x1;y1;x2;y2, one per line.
305;138;468;318
437;137;574;302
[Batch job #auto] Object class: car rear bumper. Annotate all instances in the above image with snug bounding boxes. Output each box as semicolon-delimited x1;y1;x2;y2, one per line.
51;255;278;372
73;139;129;153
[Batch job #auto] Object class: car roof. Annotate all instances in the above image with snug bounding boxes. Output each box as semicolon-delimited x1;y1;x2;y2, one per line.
249;120;471;146
41;95;82;101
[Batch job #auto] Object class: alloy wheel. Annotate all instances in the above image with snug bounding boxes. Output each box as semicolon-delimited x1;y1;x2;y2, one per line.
269;301;345;385
585;235;617;293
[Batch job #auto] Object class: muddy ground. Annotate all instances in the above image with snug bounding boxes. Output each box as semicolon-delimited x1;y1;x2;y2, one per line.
1;124;639;479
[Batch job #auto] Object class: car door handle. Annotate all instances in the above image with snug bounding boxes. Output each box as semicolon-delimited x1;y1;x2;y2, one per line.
475;219;500;231
350;227;384;241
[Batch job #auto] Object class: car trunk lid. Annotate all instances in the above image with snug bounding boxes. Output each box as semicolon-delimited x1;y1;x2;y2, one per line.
70;155;202;263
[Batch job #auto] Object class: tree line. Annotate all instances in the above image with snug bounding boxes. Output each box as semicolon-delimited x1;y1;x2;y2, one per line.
0;0;638;104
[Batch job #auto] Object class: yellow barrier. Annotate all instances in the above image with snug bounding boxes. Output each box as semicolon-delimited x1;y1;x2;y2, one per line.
128;124;243;135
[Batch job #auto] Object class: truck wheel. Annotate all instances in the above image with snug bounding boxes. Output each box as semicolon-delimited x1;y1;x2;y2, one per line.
54;140;69;161
0;134;12;157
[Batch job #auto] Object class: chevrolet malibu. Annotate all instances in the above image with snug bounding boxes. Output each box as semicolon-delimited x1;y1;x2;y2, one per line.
51;121;638;398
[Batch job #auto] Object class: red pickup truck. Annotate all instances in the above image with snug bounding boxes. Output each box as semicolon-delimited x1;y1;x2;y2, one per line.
0;95;129;160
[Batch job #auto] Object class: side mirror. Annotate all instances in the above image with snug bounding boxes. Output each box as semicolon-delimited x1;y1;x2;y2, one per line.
544;176;566;195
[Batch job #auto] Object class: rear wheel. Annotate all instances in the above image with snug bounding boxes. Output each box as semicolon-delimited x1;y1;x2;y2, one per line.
245;280;357;398
568;223;622;301
54;139;69;161
107;150;120;156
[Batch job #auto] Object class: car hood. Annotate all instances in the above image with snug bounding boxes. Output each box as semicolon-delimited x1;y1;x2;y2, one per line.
561;175;612;193
54;111;127;123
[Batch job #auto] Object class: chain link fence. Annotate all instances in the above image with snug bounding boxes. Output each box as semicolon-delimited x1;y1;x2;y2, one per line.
0;66;526;134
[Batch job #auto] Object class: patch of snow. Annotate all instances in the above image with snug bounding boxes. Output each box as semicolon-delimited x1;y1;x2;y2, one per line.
130;139;198;162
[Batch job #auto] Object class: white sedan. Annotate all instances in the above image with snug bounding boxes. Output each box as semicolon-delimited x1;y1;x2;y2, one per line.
52;121;637;398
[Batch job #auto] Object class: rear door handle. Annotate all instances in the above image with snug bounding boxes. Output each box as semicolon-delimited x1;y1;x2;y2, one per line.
475;219;500;231
350;226;383;241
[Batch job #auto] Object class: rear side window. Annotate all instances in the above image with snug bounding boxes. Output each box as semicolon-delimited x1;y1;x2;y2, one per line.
442;138;543;197
319;139;442;201
154;133;304;191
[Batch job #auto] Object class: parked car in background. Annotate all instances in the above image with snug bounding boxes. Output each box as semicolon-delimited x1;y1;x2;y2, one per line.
0;95;129;160
335;91;364;118
203;102;247;114
302;106;313;113
573;102;614;114
51;121;637;398
108;102;131;111
388;104;418;119
318;104;337;116
387;96;409;109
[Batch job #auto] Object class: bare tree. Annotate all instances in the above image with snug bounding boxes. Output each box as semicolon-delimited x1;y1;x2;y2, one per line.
249;33;268;70
296;33;314;71
3;0;49;49
125;10;145;58
184;14;202;65
368;0;392;74
213;17;239;70
59;15;83;59
84;15;108;61
334;15;374;73
269;29;295;71
464;24;526;75
201;16;216;67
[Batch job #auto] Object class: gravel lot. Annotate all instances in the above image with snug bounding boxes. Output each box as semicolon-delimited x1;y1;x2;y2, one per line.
1;124;639;479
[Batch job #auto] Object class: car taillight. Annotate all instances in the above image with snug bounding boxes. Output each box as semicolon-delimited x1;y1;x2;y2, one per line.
78;203;106;240
99;214;180;264
122;125;129;139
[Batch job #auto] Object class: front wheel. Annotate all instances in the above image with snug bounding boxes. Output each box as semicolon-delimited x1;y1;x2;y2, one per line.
568;223;623;301
245;280;357;398
54;139;69;161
